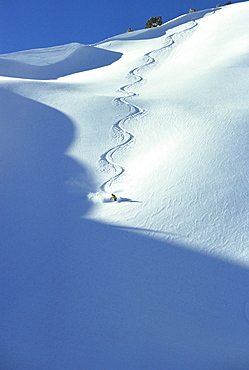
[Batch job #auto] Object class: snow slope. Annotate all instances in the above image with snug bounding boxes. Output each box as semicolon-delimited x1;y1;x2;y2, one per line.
0;2;249;369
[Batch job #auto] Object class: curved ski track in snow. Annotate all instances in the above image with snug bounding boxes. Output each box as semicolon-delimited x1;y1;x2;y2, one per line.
98;61;151;192
99;20;198;193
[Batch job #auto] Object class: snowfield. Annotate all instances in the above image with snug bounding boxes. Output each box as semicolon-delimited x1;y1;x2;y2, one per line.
1;2;249;369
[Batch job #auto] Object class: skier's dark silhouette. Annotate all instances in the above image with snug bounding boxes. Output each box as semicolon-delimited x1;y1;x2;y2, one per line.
111;193;118;201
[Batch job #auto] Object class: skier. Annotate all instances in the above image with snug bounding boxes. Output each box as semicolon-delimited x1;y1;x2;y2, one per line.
111;193;118;201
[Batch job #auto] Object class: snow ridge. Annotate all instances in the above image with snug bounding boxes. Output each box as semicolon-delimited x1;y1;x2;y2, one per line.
99;20;198;193
1;3;249;368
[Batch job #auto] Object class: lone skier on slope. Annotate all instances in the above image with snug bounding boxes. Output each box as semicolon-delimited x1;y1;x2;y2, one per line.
111;193;118;201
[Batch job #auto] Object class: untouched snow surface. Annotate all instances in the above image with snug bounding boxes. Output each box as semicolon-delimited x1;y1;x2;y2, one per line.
1;2;249;369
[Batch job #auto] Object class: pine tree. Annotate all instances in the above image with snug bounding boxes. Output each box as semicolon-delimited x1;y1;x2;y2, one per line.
145;16;162;29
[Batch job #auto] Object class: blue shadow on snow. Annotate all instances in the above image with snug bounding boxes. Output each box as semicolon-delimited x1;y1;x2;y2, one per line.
0;89;249;370
0;44;122;80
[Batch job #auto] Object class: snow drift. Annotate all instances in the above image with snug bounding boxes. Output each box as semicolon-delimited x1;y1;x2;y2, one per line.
0;2;249;369
0;43;122;79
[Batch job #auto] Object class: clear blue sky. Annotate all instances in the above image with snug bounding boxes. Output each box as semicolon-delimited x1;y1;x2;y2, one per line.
0;0;241;54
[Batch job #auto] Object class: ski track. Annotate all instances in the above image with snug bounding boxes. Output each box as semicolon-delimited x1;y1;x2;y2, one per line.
99;20;198;194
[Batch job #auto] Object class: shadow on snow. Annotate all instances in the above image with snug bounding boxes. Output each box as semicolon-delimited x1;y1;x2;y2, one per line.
0;44;122;80
0;90;249;370
98;8;220;43
118;197;141;203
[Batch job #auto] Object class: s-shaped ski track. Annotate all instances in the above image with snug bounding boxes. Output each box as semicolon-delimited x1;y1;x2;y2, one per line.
99;58;153;193
99;20;198;194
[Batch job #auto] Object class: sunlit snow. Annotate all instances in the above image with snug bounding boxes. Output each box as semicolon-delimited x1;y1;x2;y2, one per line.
1;2;249;369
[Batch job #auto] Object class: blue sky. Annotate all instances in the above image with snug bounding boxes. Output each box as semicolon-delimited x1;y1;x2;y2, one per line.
0;0;241;54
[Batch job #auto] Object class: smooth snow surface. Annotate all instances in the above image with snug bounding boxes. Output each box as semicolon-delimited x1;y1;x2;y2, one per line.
0;43;122;79
1;3;249;369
